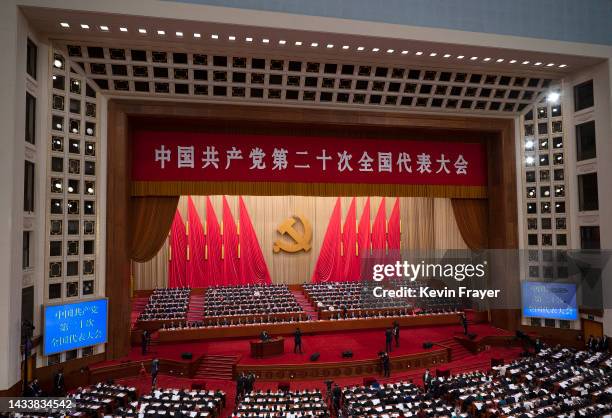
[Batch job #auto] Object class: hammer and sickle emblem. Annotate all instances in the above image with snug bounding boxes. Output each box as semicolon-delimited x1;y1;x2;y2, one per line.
273;214;312;253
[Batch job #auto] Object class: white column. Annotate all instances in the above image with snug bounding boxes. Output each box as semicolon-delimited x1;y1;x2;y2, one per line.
0;0;27;391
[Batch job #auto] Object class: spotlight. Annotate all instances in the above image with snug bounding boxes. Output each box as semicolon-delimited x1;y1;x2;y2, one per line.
157;30;165;35
176;31;184;37
138;28;147;34
99;25;109;31
246;37;253;42
262;38;270;43
342;45;349;50
326;44;334;49
60;22;70;28
80;24;90;29
415;51;423;55
119;27;128;32
525;156;534;165
357;46;364;51
53;59;63;69
547;92;560;103
279;40;287;45
294;41;302;46
193;33;201;38
211;34;219;39
401;50;409;55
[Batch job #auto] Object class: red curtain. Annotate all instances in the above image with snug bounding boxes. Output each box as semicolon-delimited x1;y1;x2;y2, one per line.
168;209;187;288
205;197;223;286
371;198;387;253
387;198;401;250
186;197;206;287
342;198;359;281
312;198;342;283
239;197;272;284
222;196;240;285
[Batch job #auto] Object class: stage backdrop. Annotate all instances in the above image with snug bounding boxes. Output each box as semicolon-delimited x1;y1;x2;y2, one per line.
133;195;470;289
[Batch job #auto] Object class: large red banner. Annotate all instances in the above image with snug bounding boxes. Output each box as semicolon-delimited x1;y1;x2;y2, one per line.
132;131;487;186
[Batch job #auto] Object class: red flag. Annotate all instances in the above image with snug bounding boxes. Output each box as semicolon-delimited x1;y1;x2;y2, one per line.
357;197;371;281
239;197;271;284
342;198;359;281
168;209;187;288
312;198;342;283
387;198;401;250
205;197;223;286
222;196;240;284
186;197;206;287
371;197;387;253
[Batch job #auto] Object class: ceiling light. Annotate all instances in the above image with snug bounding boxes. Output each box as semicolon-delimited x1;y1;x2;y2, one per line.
483;57;491;61
211;34;218;39
522;60;530;64
157;30;165;35
525;140;534;149
372;48;380;52
294;41;302;46
443;54;451;58
53;59;63;68
246;37;253;42
60;22;70;28
279;40;286;45
547;91;560;103
138;28;147;34
228;35;235;41
401;50;409;55
509;59;517;63
457;55;464;59
387;49;394;53
546;63;554;67
415;51;423;55
99;25;109;31
470;56;478;60
525;156;534;164
357;46;364;51
262;38;270;43
559;64;567;68
496;58;504;62
534;62;542;66
80;24;90;29
175;31;183;37
342;45;349;50
327;44;334;48
193;33;201;38
119;27;128;32
310;42;318;47
429;52;437;57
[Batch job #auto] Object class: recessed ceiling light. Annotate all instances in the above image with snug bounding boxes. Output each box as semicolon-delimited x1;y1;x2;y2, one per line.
547;92;560;103
372;48;380;52
415;51;423;55
522;60;530;64
193;33;201;38
262;38;270;43
294;41;302;46
99;25;109;31
534;62;542;66
60;22;70;28
546;63;554;67
559;64;567;68
279;40;286;45
470;56;478;60
246;37;253;42
342;45;349;50
138;28;147;34
429;52;437;57
157;30;165;35
483;57;491;61
401;50;409;54
387;49;394;53
457;55;464;59
496;58;504;62
310;42;318;47
327;44;334;48
357;46;364;51
211;34;219;39
80;24;90;29
228;35;235;41
509;59;517;63
119;27;128;32
176;31;183;37
53;59;63;68
443;54;451;58
525;156;534;164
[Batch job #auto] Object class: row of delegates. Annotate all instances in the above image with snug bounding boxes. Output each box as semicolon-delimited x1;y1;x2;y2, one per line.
232;389;329;417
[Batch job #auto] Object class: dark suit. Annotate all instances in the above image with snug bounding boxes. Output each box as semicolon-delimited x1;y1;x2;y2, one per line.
151;359;160;387
385;328;393;352
294;329;302;353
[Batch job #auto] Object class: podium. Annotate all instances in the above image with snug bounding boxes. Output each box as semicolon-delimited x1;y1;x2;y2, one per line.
250;337;284;358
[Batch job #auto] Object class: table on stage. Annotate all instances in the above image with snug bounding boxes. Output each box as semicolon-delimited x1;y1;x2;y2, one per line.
250;337;284;358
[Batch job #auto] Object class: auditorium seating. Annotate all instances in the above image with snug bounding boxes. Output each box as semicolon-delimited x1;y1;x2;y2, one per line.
231;389;329;417
202;284;304;325
67;382;226;417
340;345;611;417
137;288;191;322
303;280;461;320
